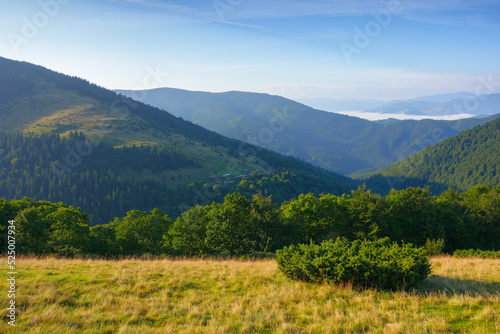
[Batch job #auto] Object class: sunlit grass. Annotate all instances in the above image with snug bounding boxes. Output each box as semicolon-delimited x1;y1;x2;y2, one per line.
1;255;499;333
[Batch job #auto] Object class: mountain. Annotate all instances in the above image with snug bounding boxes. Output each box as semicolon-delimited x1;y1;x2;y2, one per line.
295;97;386;112
365;117;500;193
0;56;353;224
116;87;499;175
430;94;500;117
407;92;475;103
364;92;500;117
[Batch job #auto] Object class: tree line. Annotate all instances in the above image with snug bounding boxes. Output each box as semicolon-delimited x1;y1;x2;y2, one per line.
1;185;498;256
0;131;198;225
0;131;352;225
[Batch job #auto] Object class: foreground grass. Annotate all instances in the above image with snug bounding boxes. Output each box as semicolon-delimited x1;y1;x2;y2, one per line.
1;256;499;333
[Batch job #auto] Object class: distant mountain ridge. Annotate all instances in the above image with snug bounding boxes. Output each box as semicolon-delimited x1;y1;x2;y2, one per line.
293;92;498;118
295;97;386;112
116;87;500;175
364;92;500;117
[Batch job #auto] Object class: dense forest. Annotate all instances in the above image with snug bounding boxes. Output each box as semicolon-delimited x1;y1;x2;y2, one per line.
2;185;499;256
366;117;500;193
0;131;352;225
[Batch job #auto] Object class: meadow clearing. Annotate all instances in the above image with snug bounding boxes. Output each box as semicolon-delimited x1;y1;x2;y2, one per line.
1;255;499;333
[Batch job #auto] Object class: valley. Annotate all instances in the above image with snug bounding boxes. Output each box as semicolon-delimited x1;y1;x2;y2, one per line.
2;1;500;333
117;87;499;175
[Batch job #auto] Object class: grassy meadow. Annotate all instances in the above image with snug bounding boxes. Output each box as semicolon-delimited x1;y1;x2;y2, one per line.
1;255;499;333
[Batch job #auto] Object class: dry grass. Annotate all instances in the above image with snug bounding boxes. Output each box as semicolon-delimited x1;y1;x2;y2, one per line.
1;255;499;333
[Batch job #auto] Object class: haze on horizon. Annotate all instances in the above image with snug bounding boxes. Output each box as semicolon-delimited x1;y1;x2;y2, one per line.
1;0;499;102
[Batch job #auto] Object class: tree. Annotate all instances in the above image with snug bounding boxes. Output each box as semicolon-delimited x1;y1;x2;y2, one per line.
15;207;52;254
0;197;33;251
114;209;172;255
281;193;322;244
168;205;208;256
89;223;118;255
248;193;283;252
205;193;253;255
435;189;477;251
383;187;444;246
47;206;90;255
462;185;500;249
345;186;383;240
142;208;172;253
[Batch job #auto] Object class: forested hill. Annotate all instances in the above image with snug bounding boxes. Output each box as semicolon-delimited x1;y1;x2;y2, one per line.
0;56;353;224
366;117;500;193
116;87;499;175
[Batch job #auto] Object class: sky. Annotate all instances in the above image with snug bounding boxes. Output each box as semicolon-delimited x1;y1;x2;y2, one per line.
1;0;500;101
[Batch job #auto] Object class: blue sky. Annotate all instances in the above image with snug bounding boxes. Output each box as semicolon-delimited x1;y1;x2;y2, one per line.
1;0;500;100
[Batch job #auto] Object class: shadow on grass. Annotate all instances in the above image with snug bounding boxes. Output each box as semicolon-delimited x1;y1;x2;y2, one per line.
411;275;500;297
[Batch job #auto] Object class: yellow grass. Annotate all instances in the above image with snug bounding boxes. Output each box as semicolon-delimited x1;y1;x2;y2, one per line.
1;256;498;333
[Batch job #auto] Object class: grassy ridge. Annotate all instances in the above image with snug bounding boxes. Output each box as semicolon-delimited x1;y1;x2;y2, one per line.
1;256;499;333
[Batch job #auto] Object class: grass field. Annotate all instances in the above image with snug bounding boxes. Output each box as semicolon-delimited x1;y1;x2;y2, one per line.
1;256;499;333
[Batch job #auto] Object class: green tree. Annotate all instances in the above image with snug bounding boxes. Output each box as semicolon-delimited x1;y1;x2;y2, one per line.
345;186;383;240
281;193;322;244
168;205;208;256
89;223;118;255
248;193;283;252
47;206;90;255
15;207;52;254
383;187;444;246
462;185;500;249
205;193;253;255
435;189;477;251
114;209;172;255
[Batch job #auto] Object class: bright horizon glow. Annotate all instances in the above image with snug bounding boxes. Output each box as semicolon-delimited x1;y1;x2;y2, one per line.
1;0;499;101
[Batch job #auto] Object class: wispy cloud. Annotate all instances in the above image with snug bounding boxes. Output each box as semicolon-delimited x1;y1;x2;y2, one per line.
104;0;192;12
101;0;499;34
199;0;499;19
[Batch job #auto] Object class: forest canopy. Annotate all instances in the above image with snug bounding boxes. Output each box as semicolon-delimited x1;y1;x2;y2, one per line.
1;185;499;256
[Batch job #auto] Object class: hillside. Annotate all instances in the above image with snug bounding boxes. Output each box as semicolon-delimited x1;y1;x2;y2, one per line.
116;87;499;175
0;57;352;223
366;117;500;193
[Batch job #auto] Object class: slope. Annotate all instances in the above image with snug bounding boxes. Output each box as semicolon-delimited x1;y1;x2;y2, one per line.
366;117;500;193
116;87;499;175
0;57;353;224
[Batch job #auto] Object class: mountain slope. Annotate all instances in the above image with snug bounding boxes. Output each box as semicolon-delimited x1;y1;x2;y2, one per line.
366;117;500;193
116;87;499;175
0;57;353;223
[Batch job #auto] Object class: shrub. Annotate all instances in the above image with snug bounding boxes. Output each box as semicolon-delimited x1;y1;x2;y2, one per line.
275;237;431;290
424;238;445;257
453;249;500;259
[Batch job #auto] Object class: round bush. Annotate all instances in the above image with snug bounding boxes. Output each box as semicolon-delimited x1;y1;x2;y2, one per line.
276;237;431;290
